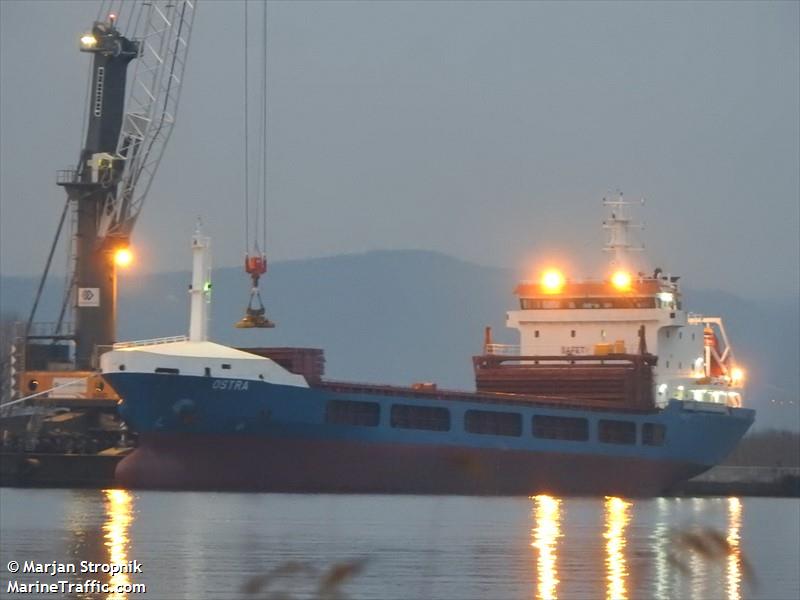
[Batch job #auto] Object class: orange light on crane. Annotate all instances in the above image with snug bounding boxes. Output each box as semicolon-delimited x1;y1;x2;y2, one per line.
80;34;98;48
611;270;632;290
541;269;565;293
114;248;133;268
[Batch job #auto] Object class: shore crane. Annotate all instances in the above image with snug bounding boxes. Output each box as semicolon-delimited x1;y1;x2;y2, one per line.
8;1;196;410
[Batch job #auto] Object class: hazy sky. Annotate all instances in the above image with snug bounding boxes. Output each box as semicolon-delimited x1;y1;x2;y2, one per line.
1;0;798;300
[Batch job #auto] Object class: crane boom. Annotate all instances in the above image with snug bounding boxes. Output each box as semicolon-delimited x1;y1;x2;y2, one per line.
98;0;196;239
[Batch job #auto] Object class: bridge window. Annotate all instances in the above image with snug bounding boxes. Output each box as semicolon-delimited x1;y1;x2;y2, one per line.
642;423;666;446
521;297;657;310
326;400;380;427
533;415;589;441
599;419;636;445
465;410;522;437
391;404;450;432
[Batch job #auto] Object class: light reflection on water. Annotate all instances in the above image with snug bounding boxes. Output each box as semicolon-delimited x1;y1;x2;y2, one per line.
1;490;795;600
103;489;134;600
726;497;742;600
530;495;562;600
653;497;671;600
690;497;710;600
604;496;631;600
529;495;746;600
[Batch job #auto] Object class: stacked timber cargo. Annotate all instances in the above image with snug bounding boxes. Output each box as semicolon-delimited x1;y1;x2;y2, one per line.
473;353;657;410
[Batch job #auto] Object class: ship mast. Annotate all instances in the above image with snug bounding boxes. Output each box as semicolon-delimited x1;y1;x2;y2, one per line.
602;192;644;268
189;222;211;342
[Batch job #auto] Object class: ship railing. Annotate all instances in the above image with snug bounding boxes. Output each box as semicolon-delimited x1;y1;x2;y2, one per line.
484;344;521;356
112;335;188;349
485;340;642;357
319;378;657;414
23;321;75;339
56;169;79;185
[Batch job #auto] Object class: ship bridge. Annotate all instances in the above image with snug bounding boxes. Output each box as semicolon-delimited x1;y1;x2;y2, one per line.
481;197;746;410
508;274;684;358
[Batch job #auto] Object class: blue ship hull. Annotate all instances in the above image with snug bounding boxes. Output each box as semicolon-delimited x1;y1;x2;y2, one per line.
105;372;754;495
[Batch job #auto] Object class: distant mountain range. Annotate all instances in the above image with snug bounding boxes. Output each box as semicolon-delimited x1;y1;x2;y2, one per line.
2;250;797;431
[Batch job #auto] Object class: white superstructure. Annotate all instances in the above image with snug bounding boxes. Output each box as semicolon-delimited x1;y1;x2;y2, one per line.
492;198;744;408
100;226;308;388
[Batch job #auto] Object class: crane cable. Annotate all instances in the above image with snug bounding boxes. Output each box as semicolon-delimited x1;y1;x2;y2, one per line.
262;0;268;252
236;0;273;329
243;0;270;255
243;0;250;252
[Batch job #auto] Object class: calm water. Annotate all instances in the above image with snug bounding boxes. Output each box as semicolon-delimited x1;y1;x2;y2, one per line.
0;490;798;600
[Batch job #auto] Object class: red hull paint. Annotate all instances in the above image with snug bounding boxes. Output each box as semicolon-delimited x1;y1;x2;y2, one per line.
116;434;706;496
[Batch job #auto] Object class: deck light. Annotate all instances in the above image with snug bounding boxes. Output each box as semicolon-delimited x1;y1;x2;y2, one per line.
80;34;98;48
730;367;745;385
541;269;565;293
611;270;632;290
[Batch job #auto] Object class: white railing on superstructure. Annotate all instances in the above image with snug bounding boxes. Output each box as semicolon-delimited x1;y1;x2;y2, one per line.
484;344;521;356
113;335;188;349
485;340;643;356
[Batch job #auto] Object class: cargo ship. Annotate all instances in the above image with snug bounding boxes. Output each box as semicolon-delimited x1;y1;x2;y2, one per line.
101;200;754;495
